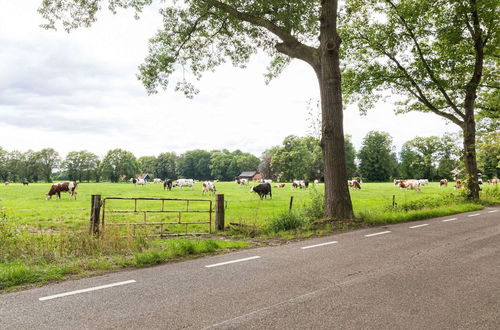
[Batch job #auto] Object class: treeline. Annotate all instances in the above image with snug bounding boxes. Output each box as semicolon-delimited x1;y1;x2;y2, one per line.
0;131;497;183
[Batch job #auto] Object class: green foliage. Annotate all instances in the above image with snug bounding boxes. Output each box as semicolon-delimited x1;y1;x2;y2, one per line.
155;152;178;180
268;210;307;233
477;131;500;179
101;148;139;182
62;150;100;182
358;131;398;181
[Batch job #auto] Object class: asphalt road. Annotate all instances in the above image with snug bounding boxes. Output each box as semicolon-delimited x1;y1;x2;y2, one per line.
1;208;499;329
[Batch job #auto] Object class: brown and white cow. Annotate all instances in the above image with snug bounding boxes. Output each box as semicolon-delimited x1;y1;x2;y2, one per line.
439;179;448;187
202;181;216;195
487;178;498;185
46;181;78;200
454;180;462;190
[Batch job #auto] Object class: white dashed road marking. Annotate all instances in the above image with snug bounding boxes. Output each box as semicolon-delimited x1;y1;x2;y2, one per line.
409;224;429;229
205;256;261;268
364;231;391;238
468;213;481;217
301;241;338;250
39;280;136;301
442;218;458;222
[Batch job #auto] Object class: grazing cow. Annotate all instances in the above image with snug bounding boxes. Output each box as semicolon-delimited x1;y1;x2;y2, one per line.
439;179;448;187
22;180;29;186
131;178;137;184
351;180;361;189
263;179;273;184
236;178;249;185
135;178;147;186
398;180;421;192
175;179;194;190
153;178;163;184
46;181;78;200
250;183;272;200
163;179;173;191
202;181;216;194
418;179;429;186
454;180;462;190
314;179;320;185
487;178;498;185
4;182;10;186
292;180;308;189
274;183;286;188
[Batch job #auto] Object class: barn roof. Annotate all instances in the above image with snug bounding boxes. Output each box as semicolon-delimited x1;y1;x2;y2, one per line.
137;173;150;180
239;171;257;177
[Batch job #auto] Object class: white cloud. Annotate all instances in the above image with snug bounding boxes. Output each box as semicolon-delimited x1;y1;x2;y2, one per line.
0;1;460;159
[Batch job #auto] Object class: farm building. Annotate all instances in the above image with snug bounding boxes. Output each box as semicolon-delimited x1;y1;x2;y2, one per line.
137;173;152;181
237;171;261;181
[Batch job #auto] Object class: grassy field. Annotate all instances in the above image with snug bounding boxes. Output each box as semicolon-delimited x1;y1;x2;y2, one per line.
0;181;498;231
1;180;498;291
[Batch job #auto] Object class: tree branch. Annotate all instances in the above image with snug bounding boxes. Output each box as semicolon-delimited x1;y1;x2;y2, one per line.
385;0;464;119
204;0;318;67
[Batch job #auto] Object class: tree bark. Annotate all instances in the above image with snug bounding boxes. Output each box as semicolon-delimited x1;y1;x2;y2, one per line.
317;0;354;220
462;114;480;199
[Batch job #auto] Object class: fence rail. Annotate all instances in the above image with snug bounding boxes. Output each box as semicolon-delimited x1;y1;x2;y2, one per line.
89;195;224;237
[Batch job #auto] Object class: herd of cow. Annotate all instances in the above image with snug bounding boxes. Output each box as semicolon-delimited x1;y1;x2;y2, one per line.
3;176;498;201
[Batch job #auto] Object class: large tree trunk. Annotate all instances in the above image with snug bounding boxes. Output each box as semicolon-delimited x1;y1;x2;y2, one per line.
317;0;354;220
462;113;480;199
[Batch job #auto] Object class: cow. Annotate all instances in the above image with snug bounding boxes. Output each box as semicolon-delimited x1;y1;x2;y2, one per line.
4;182;10;186
175;179;194;190
398;180;421;192
418;179;429;186
454;180;462;190
439;179;448;187
46;181;78;200
22;180;29;186
292;180;308;189
153;178;163;184
350;180;361;189
236;178;249;185
163;179;173;191
314;179;320;185
202;181;216;195
250;183;272;200
487;178;498;185
274;183;286;188
263;179;273;184
135;178;147;186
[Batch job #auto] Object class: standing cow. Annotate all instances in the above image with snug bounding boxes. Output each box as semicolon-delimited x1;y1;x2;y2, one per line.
46;181;78;200
250;183;272;200
163;179;173;191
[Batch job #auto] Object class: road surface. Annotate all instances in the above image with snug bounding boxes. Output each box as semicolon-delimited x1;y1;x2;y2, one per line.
1;208;499;329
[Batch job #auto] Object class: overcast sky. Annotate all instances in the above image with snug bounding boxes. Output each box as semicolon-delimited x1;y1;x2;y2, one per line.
0;1;460;159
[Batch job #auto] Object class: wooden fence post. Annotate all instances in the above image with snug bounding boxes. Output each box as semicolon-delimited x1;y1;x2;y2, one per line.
392;195;396;208
90;194;101;235
215;194;225;231
289;196;294;211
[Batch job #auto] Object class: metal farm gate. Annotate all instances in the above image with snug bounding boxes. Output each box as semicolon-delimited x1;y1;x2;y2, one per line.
100;196;214;237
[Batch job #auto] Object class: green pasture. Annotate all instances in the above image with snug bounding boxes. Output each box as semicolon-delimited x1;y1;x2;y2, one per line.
0;181;496;232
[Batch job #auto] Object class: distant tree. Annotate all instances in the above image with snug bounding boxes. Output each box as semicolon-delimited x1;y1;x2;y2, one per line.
63;151;100;182
0;147;7;181
344;135;357;179
101;149;139;182
399;137;441;180
258;147;281;181
138;156;157;176
477;131;500;179
358;131;398;182
178;150;212;180
156;152;178;180
271;136;318;182
436;134;461;180
209;150;233;181
235;153;260;173
21;150;42;182
36;148;61;182
342;0;498;198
